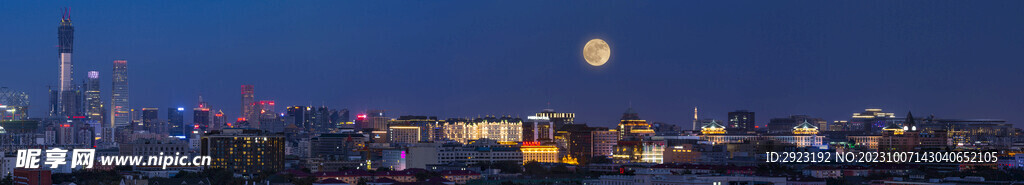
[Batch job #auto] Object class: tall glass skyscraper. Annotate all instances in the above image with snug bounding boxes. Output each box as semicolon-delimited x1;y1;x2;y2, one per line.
111;60;130;131
85;71;103;122
169;107;184;136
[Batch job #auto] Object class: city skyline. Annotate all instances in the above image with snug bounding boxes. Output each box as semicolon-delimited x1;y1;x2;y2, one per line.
3;1;1024;128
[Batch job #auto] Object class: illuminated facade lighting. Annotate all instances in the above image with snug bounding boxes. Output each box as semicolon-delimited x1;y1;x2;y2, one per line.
442;117;523;144
520;144;559;164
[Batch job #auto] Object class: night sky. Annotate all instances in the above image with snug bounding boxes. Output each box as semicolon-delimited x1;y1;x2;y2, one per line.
2;1;1024;128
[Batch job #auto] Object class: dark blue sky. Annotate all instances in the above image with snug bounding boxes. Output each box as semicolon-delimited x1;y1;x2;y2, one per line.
3;1;1024;128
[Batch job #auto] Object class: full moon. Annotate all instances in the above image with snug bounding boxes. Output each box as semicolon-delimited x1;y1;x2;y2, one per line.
583;39;611;66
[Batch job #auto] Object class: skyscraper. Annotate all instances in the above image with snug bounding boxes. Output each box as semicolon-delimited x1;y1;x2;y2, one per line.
111;60;130;132
255;100;276;131
85;71;103;123
366;110;389;131
141;108;159;132
169;107;184;136
193;107;210;136
212;110;226;130
57;8;77;118
240;85;255;126
285;106;304;129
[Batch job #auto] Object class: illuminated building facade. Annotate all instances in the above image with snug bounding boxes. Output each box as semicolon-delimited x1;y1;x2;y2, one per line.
847;135;881;151
193;107;210;136
520;141;559;164
111;60;129;130
168;107;184;136
437;139;522;164
663;143;701;164
141;108;158;133
201;129;285;175
536;109;574;130
617;108;654;141
700;134;824;148
388;124;422;145
612;140;665;164
522;116;553;142
84;71;103;123
848;108;896;133
700;120;726;135
366;110;389;131
592;129;618;157
792;121;819;135
727;110;755;130
442;116;522;144
390;115;444;142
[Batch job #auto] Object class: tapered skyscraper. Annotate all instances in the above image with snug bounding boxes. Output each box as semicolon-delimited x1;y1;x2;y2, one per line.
111;60;130;130
56;8;80;117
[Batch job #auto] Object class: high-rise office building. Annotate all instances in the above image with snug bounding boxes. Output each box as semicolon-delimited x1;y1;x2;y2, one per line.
366;110;389;131
727;110;755;130
334;108;351;130
56;8;77;118
311;106;332;133
240;85;256;127
285;106;308;130
111;60;130;130
192;107;210;137
141;108;159;132
256;100;277;131
168;107;184;136
84;71;103;122
212;110;226;130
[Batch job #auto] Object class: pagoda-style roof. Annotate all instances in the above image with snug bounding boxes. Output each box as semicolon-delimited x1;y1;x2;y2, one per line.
793;120;818;129
701;120;725;129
